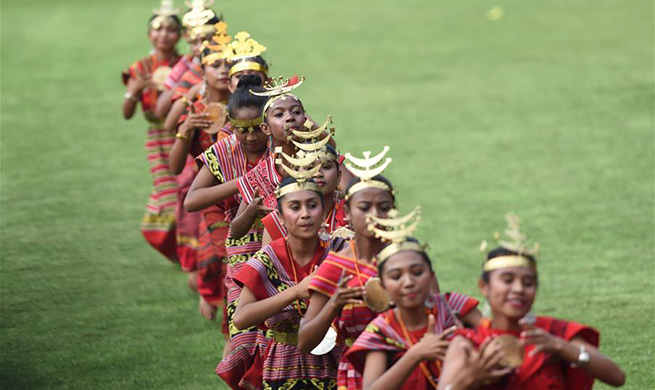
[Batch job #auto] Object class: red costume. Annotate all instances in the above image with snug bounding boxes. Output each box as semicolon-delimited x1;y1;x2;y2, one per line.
455;316;599;390
307;243;380;390
122;53;182;262
233;238;346;390
345;293;478;390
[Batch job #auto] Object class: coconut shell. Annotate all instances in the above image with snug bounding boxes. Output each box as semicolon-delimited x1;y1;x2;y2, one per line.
364;277;389;313
202;103;227;134
482;334;524;369
151;66;172;91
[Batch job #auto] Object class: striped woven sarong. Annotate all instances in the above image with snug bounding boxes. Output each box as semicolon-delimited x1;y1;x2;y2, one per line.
140;122;178;261
233;239;341;390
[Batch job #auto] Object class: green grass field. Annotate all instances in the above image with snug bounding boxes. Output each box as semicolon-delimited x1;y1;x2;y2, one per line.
1;0;653;388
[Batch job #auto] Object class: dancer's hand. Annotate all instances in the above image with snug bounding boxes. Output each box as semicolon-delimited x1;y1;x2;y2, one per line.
327;269;365;310
411;315;455;361
295;267;318;300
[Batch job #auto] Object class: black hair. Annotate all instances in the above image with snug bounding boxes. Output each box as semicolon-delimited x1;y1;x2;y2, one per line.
148;15;182;31
205;15;221;25
275;176;325;214
323;144;340;163
226;75;267;118
480;247;538;284
344;174;395;206
229;55;268;71
377;237;433;276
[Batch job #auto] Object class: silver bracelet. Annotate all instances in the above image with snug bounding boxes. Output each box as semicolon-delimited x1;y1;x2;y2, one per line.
570;344;590;368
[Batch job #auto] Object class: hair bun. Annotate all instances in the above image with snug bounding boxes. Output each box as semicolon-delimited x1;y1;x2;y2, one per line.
236;74;264;89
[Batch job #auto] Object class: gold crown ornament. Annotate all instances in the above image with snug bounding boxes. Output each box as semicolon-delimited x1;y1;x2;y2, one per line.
201;21;231;65
289;116;334;153
182;0;218;39
223;31;268;77
251;76;305;121
344;146;393;200
183;0;215;27
254;76;306;97
290;117;333;140
274;148;323;199
274;117;334;170
275;150;322;182
479;213;539;272
151;0;181;29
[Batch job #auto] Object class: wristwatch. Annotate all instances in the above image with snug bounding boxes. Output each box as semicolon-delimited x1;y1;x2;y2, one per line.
571;344;590;368
124;91;139;103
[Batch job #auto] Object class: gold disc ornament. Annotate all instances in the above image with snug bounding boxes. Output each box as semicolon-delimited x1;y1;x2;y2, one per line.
151;66;173;91
202;102;227;134
364;277;390;313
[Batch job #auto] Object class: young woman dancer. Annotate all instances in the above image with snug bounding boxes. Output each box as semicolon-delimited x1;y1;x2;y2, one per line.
166;21;232;288
122;1;182;262
298;147;397;390
232;176;344;390
343;212;480;390
261;144;346;247
228;81;307;240
186;76;270;388
155;0;221;119
229;78;336;239
436;214;625;390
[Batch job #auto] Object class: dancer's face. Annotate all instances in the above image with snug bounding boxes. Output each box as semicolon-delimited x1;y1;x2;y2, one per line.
148;23;180;51
279;190;324;240
381;251;433;310
204;59;230;91
313;158;340;198
480;267;537;321
261;96;306;146
231;106;269;154
345;189;393;239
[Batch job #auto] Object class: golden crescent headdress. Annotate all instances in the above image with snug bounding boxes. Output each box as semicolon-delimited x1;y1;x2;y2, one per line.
480;213;539;272
223;31;268;77
344;146;393;200
183;0;215;27
274;149;323;199
151;0;181;29
182;0;218;39
200;21;231;65
273;117;336;199
366;207;425;264
250;76;306;121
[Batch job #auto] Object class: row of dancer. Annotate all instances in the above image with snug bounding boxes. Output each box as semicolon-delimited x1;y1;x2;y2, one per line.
121;1;626;389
